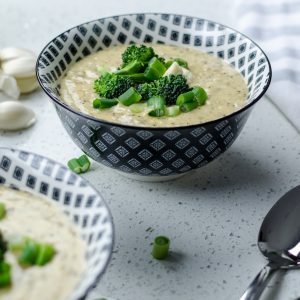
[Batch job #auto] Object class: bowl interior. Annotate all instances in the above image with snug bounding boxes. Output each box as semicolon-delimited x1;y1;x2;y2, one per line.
0;148;114;300
37;13;271;118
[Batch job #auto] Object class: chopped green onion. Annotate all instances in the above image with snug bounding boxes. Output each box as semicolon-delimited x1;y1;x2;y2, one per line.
114;60;144;75
67;159;82;174
119;73;150;83
165;105;181;117
18;239;40;266
35;244;55;266
144;57;166;80
77;155;91;173
0;204;6;220
67;154;91;174
93;98;118;109
176;91;195;106
180;101;199;112
192;86;207;105
118;87;142;106
10;237;56;267
0;262;11;287
152;236;170;260
129;103;146;113
147;96;166;117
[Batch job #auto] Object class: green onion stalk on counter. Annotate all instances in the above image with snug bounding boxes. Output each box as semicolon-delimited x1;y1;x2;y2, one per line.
93;44;208;118
67;154;91;174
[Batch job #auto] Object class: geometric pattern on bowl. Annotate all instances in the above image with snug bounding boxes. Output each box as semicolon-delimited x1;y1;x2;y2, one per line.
0;147;114;300
36;13;272;177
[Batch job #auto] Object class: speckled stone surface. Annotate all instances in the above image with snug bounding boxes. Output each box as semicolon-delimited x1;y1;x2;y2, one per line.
1;1;300;300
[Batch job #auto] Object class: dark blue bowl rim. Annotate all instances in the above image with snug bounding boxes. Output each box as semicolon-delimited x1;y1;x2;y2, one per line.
36;12;272;131
0;146;115;300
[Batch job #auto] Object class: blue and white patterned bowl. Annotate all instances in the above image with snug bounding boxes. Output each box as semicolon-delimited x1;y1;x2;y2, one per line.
36;13;272;180
0;147;114;300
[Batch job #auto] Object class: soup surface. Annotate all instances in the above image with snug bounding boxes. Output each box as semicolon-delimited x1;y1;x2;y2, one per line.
60;44;248;127
0;186;86;300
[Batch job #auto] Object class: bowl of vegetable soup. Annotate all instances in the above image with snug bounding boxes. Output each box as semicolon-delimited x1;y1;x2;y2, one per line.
36;13;272;181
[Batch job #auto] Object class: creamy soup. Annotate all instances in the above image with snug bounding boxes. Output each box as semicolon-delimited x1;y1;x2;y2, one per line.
60;44;248;127
0;186;85;300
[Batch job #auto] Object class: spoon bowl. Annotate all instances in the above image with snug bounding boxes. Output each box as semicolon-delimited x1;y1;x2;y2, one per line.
241;185;300;300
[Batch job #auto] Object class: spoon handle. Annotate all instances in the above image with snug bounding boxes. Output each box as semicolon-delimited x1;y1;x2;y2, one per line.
240;263;278;300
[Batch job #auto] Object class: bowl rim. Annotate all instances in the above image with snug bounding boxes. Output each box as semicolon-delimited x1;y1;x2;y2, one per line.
36;12;272;131
0;146;115;300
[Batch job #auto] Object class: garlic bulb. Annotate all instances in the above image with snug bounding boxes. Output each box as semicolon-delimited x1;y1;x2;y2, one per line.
0;101;36;131
0;47;38;98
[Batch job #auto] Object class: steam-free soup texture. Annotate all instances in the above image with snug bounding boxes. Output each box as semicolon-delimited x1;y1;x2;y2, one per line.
60;44;247;127
0;186;85;300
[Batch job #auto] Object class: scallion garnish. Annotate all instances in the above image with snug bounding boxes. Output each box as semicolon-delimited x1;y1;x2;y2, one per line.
0;262;11;287
192;86;207;105
152;236;170;260
180;101;199;112
93;98;118;109
176;90;195;106
67;154;91;174
10;237;56;267
144;57;166;80
129;103;147;113
147;96;166;117
35;244;56;266
18;239;40;266
0;204;6;221
118;87;142;106
165;105;181;117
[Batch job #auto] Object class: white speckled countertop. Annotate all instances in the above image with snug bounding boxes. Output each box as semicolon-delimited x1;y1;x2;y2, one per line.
1;1;300;300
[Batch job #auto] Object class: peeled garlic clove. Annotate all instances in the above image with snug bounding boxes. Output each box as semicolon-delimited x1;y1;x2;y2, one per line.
1;56;36;78
0;72;20;99
0;47;35;62
16;76;39;93
0;101;36;131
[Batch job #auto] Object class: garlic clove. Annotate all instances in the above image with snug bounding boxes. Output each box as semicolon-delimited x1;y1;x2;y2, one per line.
0;101;36;131
0;72;20;99
16;75;39;93
0;47;35;62
1;56;36;78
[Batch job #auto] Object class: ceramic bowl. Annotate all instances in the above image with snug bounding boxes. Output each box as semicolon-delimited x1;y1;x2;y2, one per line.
36;13;272;180
0;147;114;300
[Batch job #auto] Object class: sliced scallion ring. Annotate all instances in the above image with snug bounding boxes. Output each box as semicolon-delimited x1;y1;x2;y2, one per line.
165;105;181;117
93;98;118;109
144;57;166;80
0;203;6;220
192;86;207;105
147;96;166;117
118;87;142;106
152;236;170;260
176;91;195;106
180;101;199;112
67;154;91;174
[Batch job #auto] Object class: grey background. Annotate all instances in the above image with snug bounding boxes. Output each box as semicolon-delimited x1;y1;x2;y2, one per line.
1;1;300;299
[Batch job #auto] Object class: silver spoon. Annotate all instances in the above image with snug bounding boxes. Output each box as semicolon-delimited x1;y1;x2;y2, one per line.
240;185;300;300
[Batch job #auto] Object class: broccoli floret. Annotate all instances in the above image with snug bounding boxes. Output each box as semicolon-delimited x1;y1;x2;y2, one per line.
94;73;135;99
137;74;190;105
121;44;156;67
